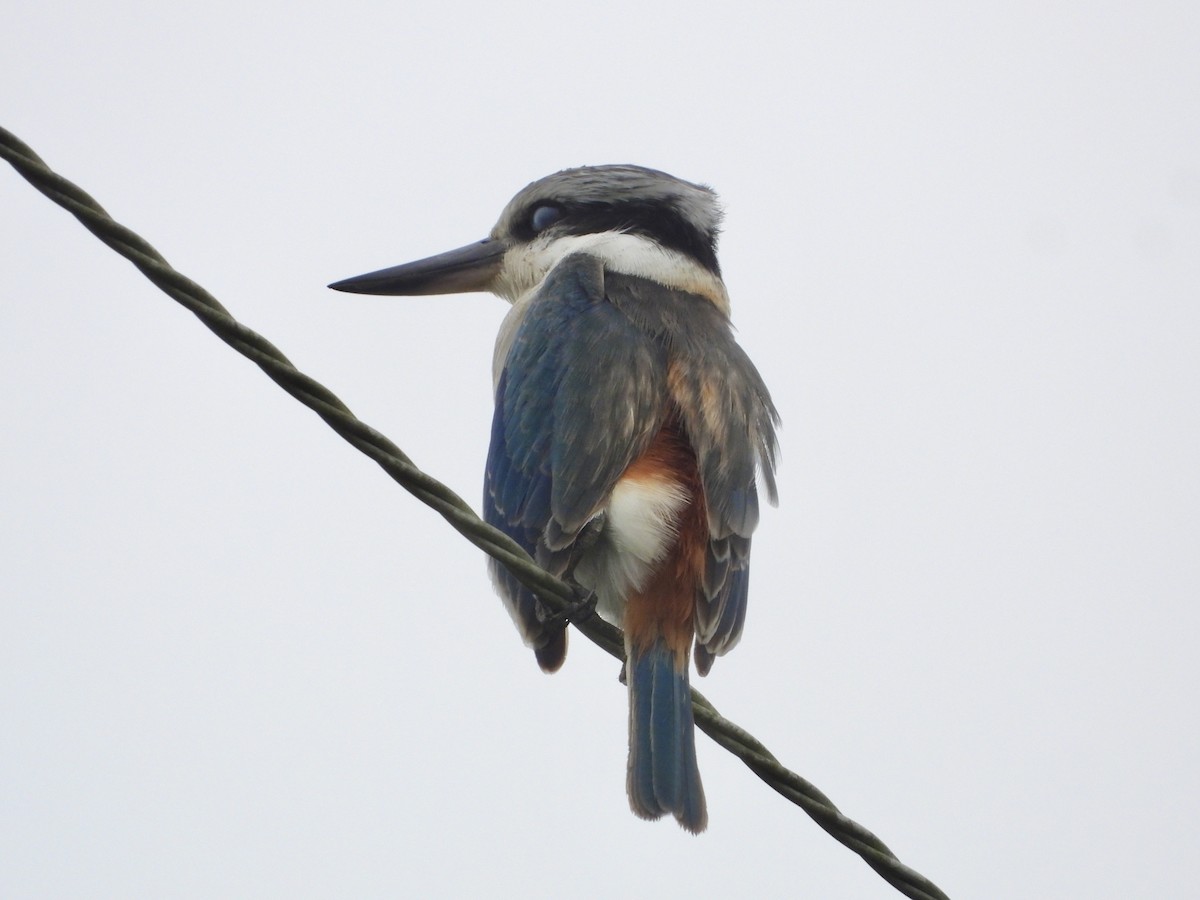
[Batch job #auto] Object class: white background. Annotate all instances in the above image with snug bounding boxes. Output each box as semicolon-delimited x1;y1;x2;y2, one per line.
3;4;1198;898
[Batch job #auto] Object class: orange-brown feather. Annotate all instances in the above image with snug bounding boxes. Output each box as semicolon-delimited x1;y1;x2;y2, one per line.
620;410;708;664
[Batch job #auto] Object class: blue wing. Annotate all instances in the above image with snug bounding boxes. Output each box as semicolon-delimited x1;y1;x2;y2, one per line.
601;273;779;675
484;255;669;671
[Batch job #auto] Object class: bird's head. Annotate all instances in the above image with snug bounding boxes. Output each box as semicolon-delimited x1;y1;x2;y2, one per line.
329;165;729;312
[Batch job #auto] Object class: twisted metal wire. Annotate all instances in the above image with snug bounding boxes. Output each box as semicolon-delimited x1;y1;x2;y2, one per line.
1;125;950;900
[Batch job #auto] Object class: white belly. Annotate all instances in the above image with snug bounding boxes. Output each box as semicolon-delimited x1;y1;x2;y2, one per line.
572;471;689;624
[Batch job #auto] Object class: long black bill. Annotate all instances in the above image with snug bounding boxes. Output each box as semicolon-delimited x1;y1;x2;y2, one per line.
327;238;505;296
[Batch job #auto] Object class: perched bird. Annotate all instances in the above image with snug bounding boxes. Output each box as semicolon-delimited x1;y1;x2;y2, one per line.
330;166;778;833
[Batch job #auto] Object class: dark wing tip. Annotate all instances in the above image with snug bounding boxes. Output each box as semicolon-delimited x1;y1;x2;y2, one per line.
534;629;568;673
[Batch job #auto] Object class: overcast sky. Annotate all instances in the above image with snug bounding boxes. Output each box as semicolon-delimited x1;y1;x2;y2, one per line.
3;3;1198;898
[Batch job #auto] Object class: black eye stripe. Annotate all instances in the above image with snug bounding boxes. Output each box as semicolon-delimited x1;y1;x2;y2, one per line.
560;200;720;276
514;198;719;276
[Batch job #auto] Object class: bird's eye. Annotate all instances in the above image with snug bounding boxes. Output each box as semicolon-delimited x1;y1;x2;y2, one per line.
530;204;564;232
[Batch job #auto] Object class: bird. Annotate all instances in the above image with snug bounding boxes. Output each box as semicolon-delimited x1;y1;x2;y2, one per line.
329;165;778;833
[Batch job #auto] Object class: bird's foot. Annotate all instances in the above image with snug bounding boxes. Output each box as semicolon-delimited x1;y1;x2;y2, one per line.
540;587;598;630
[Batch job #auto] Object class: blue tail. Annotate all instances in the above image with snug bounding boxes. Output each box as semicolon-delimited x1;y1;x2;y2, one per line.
626;639;707;833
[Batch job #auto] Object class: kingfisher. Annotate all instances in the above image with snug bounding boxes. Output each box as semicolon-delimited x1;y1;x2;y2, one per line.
329;166;778;833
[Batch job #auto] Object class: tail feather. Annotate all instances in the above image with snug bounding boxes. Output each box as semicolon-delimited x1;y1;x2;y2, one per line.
626;639;707;833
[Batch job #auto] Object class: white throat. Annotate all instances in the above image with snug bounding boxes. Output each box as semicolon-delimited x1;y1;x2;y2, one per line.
493;231;729;315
